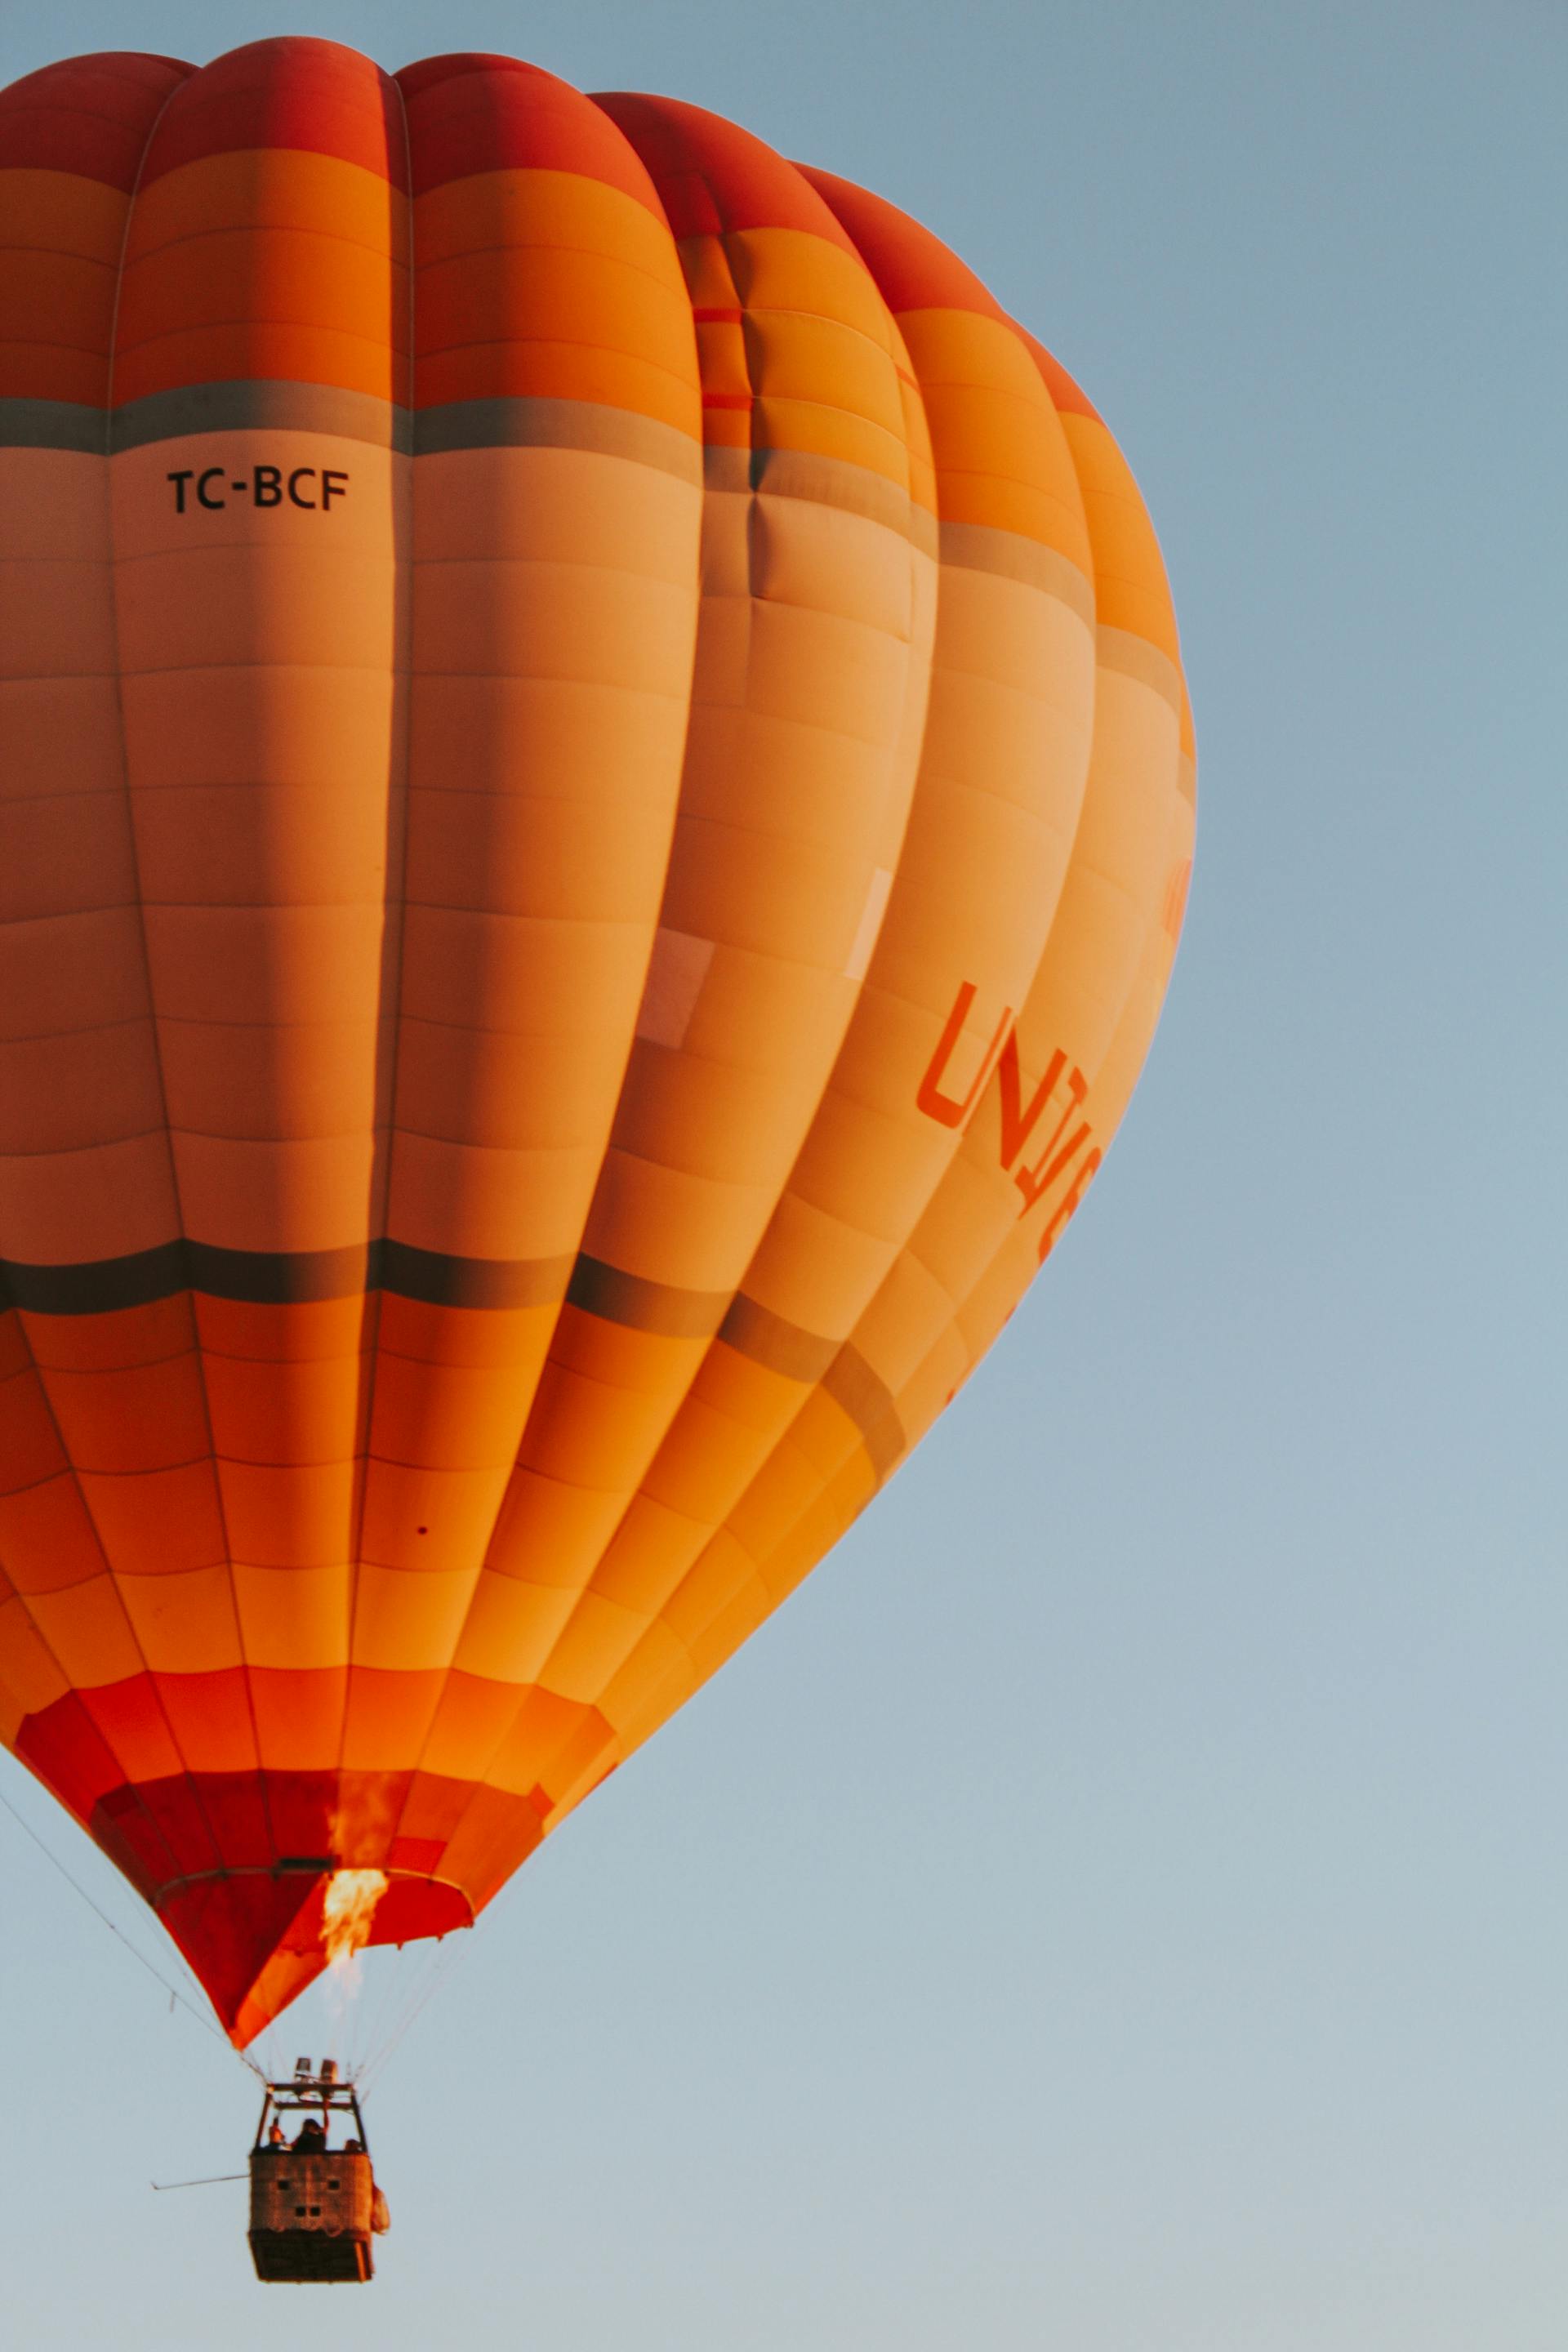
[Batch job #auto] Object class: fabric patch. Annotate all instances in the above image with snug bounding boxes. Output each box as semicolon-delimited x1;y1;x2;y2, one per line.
634;926;715;1049
844;866;893;982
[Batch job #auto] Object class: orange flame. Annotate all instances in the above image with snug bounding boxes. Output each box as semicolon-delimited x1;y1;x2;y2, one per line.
321;1869;389;1973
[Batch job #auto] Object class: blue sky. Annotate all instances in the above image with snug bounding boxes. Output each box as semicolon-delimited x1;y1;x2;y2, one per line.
0;5;1562;2346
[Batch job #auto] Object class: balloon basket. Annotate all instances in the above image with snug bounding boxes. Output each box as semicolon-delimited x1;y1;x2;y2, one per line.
247;2060;389;2284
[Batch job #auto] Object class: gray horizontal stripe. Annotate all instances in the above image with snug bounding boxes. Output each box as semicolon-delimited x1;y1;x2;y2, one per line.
3;1236;908;1483
3;1240;186;1314
562;1271;904;1473
718;1292;838;1384
566;1254;729;1339
109;379;414;454
0;397;104;452
1097;621;1183;713
0;1239;571;1316
11;381;710;473
822;1345;907;1481
938;519;1095;621
384;1241;573;1310
415;395;703;484
187;1240;369;1305
704;442;939;555
1;1238;731;1331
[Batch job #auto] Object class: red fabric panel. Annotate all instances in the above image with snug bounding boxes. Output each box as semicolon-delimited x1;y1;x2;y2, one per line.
367;1876;470;1945
16;1690;125;1815
590;92;856;248
131;1775;220;1874
173;1767;273;1867
79;1673;183;1781
159;1870;318;2034
230;1945;330;2046
399;53;666;216
154;1666;259;1775
93;1784;174;1895
795;163;1007;318
0;1366;68;1495
387;1833;445;1873
137;38;408;189
0;53;191;188
258;1766;337;1863
1011;319;1105;421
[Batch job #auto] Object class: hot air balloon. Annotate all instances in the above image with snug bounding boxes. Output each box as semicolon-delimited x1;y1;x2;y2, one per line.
0;39;1195;2057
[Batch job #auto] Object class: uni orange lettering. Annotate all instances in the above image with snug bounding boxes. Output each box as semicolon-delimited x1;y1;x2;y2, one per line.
915;982;1013;1131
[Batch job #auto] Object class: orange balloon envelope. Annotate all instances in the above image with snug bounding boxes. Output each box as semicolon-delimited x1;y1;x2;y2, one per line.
0;41;1194;2044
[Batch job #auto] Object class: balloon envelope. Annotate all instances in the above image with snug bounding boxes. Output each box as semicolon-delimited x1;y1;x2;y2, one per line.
0;41;1193;2043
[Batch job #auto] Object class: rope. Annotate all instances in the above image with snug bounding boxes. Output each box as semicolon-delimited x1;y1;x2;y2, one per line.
0;1775;262;2073
358;1937;467;2097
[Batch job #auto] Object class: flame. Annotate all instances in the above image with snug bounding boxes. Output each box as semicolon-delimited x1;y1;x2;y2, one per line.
321;1868;389;1974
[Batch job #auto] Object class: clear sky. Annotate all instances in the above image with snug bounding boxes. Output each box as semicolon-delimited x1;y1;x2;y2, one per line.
0;4;1561;2346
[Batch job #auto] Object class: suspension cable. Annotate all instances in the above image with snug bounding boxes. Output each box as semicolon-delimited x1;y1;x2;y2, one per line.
0;1775;262;2072
358;1936;467;2097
